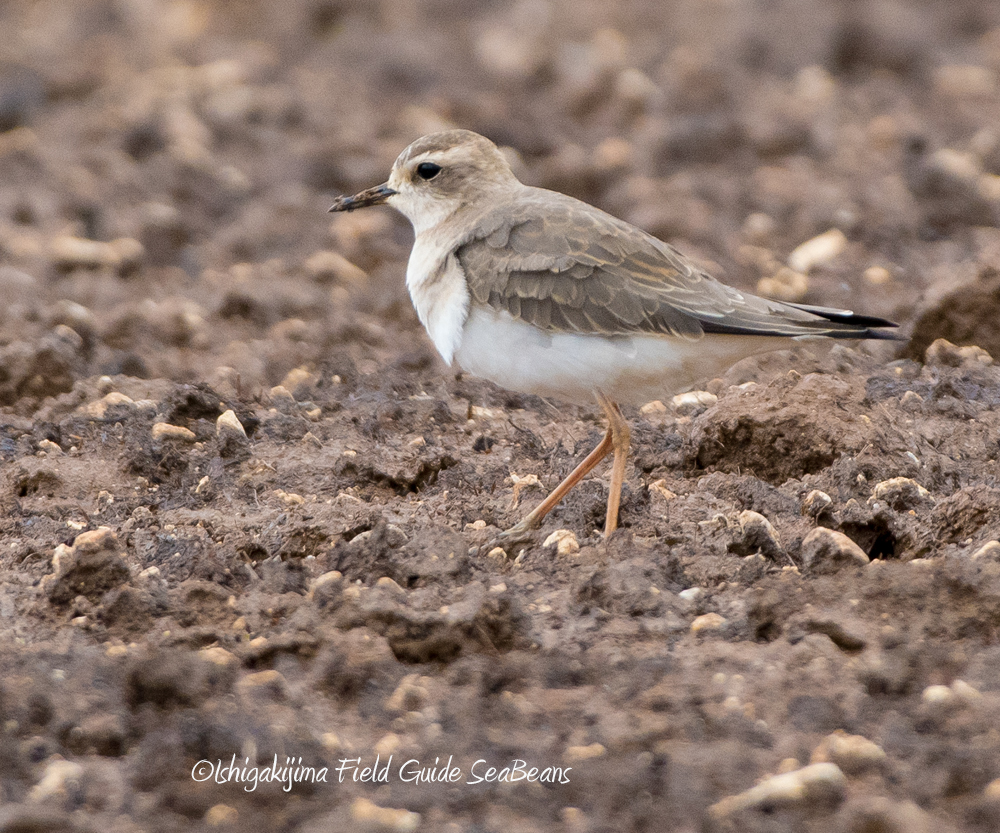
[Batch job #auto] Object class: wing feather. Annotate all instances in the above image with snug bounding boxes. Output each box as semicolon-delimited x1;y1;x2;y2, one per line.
455;187;901;341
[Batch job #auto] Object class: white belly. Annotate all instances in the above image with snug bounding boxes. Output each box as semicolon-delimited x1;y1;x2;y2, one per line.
454;305;792;405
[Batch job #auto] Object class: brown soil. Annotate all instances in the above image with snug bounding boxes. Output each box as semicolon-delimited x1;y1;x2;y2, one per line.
3;1;1000;831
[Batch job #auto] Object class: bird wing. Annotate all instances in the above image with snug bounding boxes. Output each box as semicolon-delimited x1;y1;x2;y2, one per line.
454;187;900;341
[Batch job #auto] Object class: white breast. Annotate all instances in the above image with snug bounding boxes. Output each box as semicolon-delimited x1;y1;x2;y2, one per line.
405;237;470;366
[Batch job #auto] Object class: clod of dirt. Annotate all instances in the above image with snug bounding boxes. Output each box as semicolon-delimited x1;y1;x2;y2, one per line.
905;266;1000;362
43;528;130;604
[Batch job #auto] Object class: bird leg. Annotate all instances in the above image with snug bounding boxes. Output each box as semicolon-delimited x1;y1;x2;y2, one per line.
501;390;629;540
595;391;630;536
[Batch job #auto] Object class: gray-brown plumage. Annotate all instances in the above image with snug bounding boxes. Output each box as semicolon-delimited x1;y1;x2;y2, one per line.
456;188;899;342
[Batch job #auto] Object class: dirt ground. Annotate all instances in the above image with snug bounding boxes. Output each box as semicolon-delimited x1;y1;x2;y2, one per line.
3;1;1000;831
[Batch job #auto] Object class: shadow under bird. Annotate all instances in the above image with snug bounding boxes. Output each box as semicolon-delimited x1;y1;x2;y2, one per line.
330;129;903;541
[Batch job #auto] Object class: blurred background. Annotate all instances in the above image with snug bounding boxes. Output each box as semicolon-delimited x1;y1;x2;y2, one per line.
2;0;1000;407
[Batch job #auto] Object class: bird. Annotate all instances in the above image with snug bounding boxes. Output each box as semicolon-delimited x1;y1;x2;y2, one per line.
329;129;902;541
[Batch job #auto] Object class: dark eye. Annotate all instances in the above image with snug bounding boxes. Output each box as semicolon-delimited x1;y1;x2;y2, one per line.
416;162;442;180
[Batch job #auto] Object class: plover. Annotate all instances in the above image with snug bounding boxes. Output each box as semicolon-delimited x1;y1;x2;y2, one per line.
330;129;901;539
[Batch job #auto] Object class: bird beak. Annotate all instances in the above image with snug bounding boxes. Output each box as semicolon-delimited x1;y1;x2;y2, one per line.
329;183;397;212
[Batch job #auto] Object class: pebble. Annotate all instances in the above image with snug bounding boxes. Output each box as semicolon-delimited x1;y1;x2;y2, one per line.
205;804;238;827
788;229;847;273
374;732;401;757
811;731;887;774
900;390;924;410
972;541;1000;561
708;762;846;818
870;477;932;511
50;235;144;276
543;529;580;556
800;528;870;573
671;390;717;415
349;797;420;833
281;366;317;392
738;510;783;559
216;409;249;457
639;399;667;415
801;489;833;518
386;675;430;713
924;338;993;368
151;422;197;442
303;250;366;285
934;64;997;98
678;587;704;602
79;391;136;418
756;266;808;302
375;576;406;596
27;756;83;803
236;670;288;700
648;479;677;501
269;384;296;405
691;612;726;633
563;743;606;763
199;647;238;667
864;265;893;285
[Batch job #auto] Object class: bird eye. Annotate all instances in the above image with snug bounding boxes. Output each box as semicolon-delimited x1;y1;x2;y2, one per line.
416;162;442;180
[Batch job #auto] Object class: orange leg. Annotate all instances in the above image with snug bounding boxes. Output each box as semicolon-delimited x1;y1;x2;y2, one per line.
596;391;630;536
501;391;630;539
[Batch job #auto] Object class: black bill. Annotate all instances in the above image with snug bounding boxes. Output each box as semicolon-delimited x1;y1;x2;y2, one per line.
328;183;397;212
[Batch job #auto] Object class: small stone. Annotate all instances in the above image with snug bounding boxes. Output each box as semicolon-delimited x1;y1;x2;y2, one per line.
757;267;809;302
900;390;924;410
951;679;981;703
985;778;1000;800
465;520;487;531
236;670;287;700
691;612;727;633
924;338;993;368
205;804;238;827
199;647;238;667
648;479;677;501
27;756;83;803
374;732;401;758
921;684;954;705
281;366;317;393
708;762;846;818
303;250;366;285
269;384;296;404
470;405;502;420
563;743;606;763
151;422;196;442
273;489;305;507
972;541;1000;561
375;576;406;595
742;212;776;245
79;391;136;418
349;798;420;833
811;731;887;774
800;528;869;573
216;409;249;457
870;477;932;511
738;510;783;559
543;529;580;556
934;64;997;98
671;390;717;416
639;399;667;415
801;490;833;518
788;228;848;273
38;439;62;455
864;265;893;285
678;587;704;602
386;674;430;713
